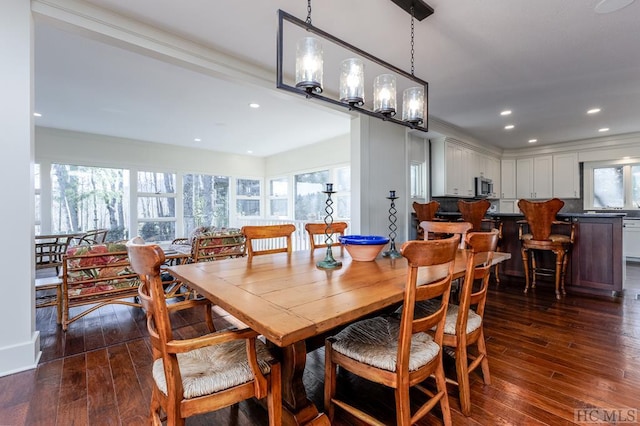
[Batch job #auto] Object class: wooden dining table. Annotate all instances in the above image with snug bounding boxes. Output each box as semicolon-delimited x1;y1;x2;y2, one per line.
168;248;510;425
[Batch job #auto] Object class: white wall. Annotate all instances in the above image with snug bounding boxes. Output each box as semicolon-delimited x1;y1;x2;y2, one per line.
264;134;349;177
351;116;408;241
36;127;265;176
0;0;40;377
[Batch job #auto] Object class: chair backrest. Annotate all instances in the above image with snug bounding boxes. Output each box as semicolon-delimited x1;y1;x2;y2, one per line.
35;234;75;271
420;220;472;248
241;224;296;260
78;229;109;245
456;230;499;335
412;201;440;222
457;199;491;232
517;198;564;240
191;229;246;262
397;235;459;370
305;222;348;251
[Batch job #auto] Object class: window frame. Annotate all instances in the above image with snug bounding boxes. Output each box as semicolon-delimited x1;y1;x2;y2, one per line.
584;158;640;210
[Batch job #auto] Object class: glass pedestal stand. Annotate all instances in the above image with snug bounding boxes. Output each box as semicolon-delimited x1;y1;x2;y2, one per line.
317;185;342;269
382;194;402;258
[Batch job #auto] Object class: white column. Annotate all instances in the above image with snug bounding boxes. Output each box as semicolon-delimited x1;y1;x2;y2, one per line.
0;0;40;376
350;116;409;242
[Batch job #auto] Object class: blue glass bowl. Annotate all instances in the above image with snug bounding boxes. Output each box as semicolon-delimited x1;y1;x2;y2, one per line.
339;235;390;245
339;235;390;261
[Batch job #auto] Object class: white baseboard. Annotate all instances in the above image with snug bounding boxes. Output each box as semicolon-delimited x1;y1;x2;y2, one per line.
0;331;41;377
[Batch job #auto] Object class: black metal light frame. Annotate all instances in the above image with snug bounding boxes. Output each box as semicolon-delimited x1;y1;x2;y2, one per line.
276;9;429;132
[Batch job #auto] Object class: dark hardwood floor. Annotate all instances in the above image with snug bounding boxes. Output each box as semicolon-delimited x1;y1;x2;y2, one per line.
3;268;640;425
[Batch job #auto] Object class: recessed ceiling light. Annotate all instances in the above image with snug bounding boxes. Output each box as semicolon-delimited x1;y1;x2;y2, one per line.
247;150;253;154
528;139;538;143
595;0;635;14
249;103;260;109
194;138;201;142
500;110;512;116
587;108;601;114
33;112;42;117
598;128;610;132
504;124;515;130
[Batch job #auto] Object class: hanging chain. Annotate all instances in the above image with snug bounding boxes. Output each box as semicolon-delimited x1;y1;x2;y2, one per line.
410;5;415;76
306;0;312;25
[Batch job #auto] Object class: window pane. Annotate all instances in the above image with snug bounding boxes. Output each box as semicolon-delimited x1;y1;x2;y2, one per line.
336;195;351;219
237;179;260;197
51;164;129;240
237;199;260;216
295;170;330;220
34;163;41;190
593;167;623;208
138;221;176;242
183;174;229;235
335;167;350;192
137;171;176;193
270;199;288;217
632;165;640;208
137;196;176;218
270;178;288;197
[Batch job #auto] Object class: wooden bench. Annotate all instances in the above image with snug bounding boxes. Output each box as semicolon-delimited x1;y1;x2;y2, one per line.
170;228;246;263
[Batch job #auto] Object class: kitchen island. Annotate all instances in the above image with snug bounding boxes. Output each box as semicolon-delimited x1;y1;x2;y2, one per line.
489;212;625;298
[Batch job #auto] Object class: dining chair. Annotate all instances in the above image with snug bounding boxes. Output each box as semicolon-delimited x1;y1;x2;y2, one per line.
126;238;282;426
411;230;499;416
241;224;296;260
324;235;459;426
420;220;472;249
457;199;504;283
412;201;440;239
518;198;575;299
304;221;348;251
76;228;109;245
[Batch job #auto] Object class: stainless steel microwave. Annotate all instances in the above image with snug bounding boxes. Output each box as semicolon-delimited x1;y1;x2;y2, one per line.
475;177;493;197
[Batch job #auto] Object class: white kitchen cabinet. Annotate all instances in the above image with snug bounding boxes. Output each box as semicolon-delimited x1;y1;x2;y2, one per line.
553;152;580;198
516;155;552;199
431;138;475;197
501;159;516;199
499;200;516;213
485;156;501;198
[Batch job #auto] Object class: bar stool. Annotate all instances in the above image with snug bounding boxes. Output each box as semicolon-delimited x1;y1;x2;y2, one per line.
518;198;575;299
412;201;440;239
458;199;503;283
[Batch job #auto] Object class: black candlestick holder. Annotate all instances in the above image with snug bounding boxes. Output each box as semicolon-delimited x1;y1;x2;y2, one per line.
317;183;342;269
382;190;402;258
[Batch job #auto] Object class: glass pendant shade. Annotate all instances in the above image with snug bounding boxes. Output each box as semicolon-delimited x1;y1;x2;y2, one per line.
373;74;396;116
402;86;425;125
295;37;323;93
339;58;364;106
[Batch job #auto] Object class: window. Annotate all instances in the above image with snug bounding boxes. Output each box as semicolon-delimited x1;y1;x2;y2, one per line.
585;159;640;210
183;174;229;235
295;170;330;220
334;166;351;219
269;177;288;217
137;171;176;242
236;178;261;217
51;164;129;240
410;161;426;199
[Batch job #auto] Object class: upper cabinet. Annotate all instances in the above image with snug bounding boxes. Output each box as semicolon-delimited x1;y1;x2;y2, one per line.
500;159;516;199
516;155;553;199
553;152;580;198
431;138;500;198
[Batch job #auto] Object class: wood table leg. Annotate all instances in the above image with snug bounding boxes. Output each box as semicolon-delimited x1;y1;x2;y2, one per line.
280;341;330;426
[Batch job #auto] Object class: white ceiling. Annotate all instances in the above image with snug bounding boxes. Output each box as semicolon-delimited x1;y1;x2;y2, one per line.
34;0;640;156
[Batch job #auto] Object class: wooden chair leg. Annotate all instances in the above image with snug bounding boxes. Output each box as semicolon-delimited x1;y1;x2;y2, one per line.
55;285;62;324
434;359;452;426
554;250;565;300
394;383;411;425
531;252;538;288
324;340;337;421
456;345;472;416
521;247;531;293
477;330;491;385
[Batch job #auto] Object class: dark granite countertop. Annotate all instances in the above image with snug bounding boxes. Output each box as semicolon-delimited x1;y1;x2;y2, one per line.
485;212;626;218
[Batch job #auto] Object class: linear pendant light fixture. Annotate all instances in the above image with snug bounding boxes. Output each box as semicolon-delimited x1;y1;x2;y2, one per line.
277;0;433;132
